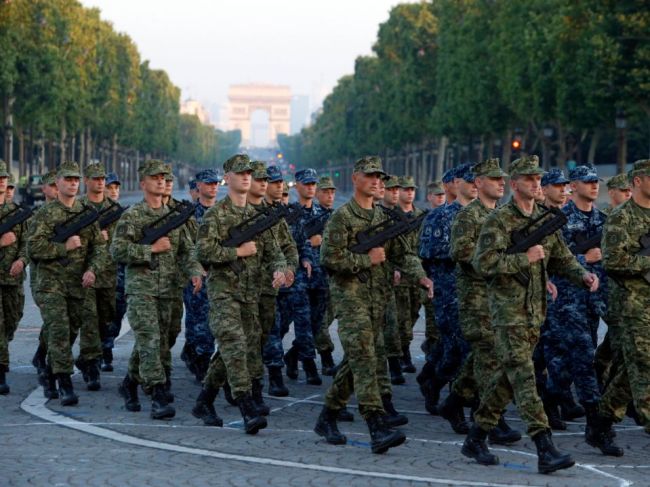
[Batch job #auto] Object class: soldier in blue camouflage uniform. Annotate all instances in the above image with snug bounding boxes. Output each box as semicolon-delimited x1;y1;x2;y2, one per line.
418;164;476;430
181;169;220;381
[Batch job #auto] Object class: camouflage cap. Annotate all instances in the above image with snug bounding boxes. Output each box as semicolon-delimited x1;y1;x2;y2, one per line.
7;173;15;187
317;176;336;190
138;159;171;178
473;158;508;178
542;168;570;186
454;163;474;182
295;168;318;184
42;170;57;185
606;173;630;190
195;168;221;184
57;161;82;178
629;159;650;179
282;181;290;194
223;154;253;174
427;181;445;195
163;163;174;181
251;161;269;180
0;160;9;178
106;172;121;186
353;156;386;176
510;155;545;177
384;175;400;189
188;178;197;190
442;167;456;183
569;164;601;183
266;165;283;182
398;175;417;189
84;162;106;178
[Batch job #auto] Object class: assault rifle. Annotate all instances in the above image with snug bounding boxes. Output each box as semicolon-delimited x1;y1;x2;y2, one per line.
303;208;333;239
639;231;650;284
98;201;129;230
283;202;302;225
50;205;100;266
505;207;568;286
0;204;33;236
573;230;602;255
221;203;289;273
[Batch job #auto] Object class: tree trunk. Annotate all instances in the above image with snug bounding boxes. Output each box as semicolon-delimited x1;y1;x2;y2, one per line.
59;121;67;164
436;136;448;179
18;128;25;178
79;130;85;166
112;134;118;175
502;130;513;171
3;95;15;167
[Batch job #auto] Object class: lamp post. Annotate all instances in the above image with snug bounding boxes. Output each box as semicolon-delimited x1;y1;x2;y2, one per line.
542;125;553;170
615;108;627;175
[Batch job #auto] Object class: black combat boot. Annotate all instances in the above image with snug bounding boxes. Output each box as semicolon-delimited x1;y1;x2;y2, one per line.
543;394;567;431
488;414;522;445
584;404;624;457
101;348;113;372
74;357;89;384
439;392;470;434
417;362;443;415
366;414;406;454
532;429;575;474
314;406;347;445
319;350;336;376
251;378;270;416
194;353;211;383
237;393;267;435
461;424;499;465
163;367;174;403
0;366;9;395
118;374;141;412
381;394;408;427
151;383;175;420
559;393;585;421
302;358;322;385
267;366;289;397
401;346;416;373
180;342;197;376
32;344;47;384
43;365;59;399
222;381;237;406
56;373;79;406
192;386;223;427
283;346;299;380
388;357;405;385
86;359;101;391
337;407;354;422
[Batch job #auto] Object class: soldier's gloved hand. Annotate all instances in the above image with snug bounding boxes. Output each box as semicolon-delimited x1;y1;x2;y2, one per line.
393;270;401;286
272;271;286;289
584;247;602;264
284;269;295;287
82;270;96;288
0;231;17;247
583;272;599;292
419;277;434;299
9;259;24;278
546;281;558;301
302;260;312;278
191;275;202;294
236;241;257;257
526;245;545;264
368;247;386;266
309;234;322;247
151;236;171;253
65;235;82;251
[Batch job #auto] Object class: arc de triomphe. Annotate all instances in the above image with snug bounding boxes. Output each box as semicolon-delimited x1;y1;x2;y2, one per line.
228;84;291;146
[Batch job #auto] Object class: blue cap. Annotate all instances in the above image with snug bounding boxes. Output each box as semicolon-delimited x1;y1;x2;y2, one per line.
105;172;121;186
442;167;456;183
295;168;318;184
569;164;601;183
454;163;474;182
267;165;283;182
541;168;569;186
188;179;197;190
195;168;221;184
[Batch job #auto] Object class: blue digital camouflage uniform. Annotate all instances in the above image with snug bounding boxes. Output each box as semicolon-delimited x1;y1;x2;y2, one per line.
545;196;607;407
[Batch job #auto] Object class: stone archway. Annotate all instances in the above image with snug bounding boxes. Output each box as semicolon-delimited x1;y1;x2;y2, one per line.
228;84;291;147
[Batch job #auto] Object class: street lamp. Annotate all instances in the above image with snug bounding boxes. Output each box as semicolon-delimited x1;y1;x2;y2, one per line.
615;108;627;174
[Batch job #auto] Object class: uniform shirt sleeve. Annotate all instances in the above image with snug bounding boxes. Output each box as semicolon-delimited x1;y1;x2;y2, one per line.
546;231;588;287
320;210;372;274
602;209;650;276
472;212;530;277
450;210;476;264
110;211;154;265
26;210;68;261
86;222;110;275
195;209;238;265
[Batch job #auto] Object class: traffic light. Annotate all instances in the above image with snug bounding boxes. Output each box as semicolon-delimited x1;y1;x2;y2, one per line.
334;171;340;177
512;136;522;152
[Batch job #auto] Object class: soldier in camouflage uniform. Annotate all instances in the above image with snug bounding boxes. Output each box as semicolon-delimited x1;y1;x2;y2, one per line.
0;161;28;395
602;173;632;216
426;181;446;209
6;173;16;202
598;159;650;437
193;154;287;434
181;169;220;381
314;156;433;455
418;163;476;430
111;160;202;420
461;155;600;473
27;161;108;406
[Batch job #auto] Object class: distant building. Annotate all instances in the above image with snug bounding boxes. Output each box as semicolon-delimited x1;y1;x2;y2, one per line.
290;95;310;134
180;98;212;125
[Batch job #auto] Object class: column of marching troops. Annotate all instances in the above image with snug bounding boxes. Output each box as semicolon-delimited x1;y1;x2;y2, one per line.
0;152;649;474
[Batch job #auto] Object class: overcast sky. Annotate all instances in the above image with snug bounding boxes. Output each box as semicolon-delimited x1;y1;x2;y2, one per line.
80;0;412;119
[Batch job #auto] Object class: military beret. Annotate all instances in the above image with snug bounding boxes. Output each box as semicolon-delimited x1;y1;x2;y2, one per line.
317;176;336;190
353;156;386;176
606;173;630;190
223;154;253;173
427;181;445;195
266;165;283;183
295;168;318;184
195;168;221;184
105;172;121;186
510;155;545;177
541;168;569;186
569;164;601;182
0;160;9;178
84;162;106;178
57;161;82;178
473;158;508;178
138;159;171;178
384;175;400;189
398;175;417;188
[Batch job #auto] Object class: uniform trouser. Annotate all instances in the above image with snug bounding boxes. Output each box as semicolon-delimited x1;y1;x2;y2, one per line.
168;291;184;357
264;292;291;368
599;316;650;432
315;290;335;354
0;286;24;370
81;287;115;363
259;293;277;355
289;286;328;361
203;296;263;398
395;285;421;349
105;264;127;349
431;300;469;383
127;295;172;387
324;292;390;419
40;292;84;375
383;288;402;359
474;325;549;438
421;297;438;355
183;278;214;356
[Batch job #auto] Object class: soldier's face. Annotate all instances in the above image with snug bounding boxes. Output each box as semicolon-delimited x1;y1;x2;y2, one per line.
427;193;446;208
141;174;166;196
163;179;174;196
57;177;80;197
85;176;105;195
399;187;416;204
353;172;381;198
443;181;457;199
197;181;218;199
266;181;284;201
281;194;289;204
375;180;385;201
296;182;316;199
609;188;631;206
249;178;268;198
542;183;567;206
105;183;120;201
43;183;58;201
458;180;478;200
634;175;650;199
512;174;542;200
0;176;7;194
6;187;14;201
317;188;335;208
477;176;505;201
384;187;399;206
572;180;599;202
226;171;252;194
